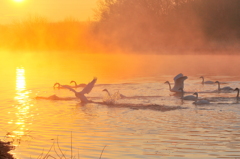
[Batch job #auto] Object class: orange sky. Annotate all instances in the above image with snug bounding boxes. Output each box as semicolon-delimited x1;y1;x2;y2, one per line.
0;0;97;24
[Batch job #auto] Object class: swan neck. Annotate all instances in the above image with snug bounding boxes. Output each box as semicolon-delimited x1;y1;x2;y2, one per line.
195;93;198;101
201;77;204;84
181;89;184;98
167;82;171;91
104;90;111;96
72;81;77;86
54;83;60;88
107;91;111;96
237;89;239;100
217;82;220;91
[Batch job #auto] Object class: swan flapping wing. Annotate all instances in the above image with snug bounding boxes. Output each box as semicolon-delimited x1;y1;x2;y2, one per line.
173;73;184;82
172;75;188;92
81;77;97;94
61;85;77;93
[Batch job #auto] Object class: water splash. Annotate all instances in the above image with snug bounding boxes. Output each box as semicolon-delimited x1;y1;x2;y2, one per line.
102;91;122;104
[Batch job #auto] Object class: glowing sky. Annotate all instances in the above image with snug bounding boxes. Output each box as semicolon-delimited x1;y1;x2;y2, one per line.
0;0;97;24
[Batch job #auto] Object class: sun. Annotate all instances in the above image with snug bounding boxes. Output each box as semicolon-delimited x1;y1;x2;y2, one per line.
14;0;24;2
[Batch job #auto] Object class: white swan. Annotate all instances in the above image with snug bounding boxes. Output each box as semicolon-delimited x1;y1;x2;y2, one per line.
192;92;210;105
164;73;188;92
179;88;197;101
199;76;214;84
215;81;233;92
53;83;72;89
103;89;126;99
234;88;239;101
70;81;87;88
102;89;126;104
62;78;97;103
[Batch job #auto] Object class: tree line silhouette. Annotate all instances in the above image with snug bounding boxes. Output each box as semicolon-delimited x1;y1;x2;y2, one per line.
93;0;240;53
0;0;240;53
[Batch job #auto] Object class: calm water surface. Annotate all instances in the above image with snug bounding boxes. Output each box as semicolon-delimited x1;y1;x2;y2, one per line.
0;52;240;159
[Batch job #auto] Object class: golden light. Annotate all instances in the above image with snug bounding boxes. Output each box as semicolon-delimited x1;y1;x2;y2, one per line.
9;67;32;140
13;0;24;3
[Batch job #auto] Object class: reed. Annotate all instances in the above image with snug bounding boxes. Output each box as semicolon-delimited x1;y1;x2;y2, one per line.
37;133;107;159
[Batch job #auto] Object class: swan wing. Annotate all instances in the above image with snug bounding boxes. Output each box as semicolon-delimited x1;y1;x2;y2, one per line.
61;85;77;93
205;81;214;84
173;73;183;82
198;100;210;105
81;77;97;94
172;76;188;92
183;95;196;101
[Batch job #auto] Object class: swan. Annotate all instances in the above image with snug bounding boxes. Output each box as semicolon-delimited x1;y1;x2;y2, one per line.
234;88;239;101
62;78;97;103
164;73;188;92
192;92;210;105
53;83;72;89
215;81;233;92
70;81;87;88
199;76;214;84
102;89;117;104
35;95;75;100
102;89;126;99
179;88;197;101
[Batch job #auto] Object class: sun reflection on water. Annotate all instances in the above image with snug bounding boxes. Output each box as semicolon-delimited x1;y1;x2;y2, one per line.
8;67;32;142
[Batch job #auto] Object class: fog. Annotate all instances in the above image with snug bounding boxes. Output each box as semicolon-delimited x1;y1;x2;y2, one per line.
1;0;240;82
93;0;240;54
0;0;240;54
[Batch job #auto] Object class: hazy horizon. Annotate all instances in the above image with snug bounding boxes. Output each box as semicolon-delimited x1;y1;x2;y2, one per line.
1;0;240;54
0;0;97;25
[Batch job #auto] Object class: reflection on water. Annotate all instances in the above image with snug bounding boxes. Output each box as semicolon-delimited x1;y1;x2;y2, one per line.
7;67;32;144
1;53;240;158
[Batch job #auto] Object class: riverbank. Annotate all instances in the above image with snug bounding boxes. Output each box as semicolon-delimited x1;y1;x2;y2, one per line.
0;140;15;159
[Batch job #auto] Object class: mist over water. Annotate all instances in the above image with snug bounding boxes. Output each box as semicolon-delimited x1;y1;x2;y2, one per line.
1;51;240;159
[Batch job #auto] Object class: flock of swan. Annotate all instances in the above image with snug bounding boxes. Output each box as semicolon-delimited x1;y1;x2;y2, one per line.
53;81;86;89
165;73;239;105
51;73;239;105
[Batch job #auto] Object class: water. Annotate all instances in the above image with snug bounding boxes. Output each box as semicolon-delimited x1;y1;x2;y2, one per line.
1;52;240;158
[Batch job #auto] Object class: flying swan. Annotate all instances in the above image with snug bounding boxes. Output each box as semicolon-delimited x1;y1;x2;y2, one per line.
215;81;233;92
192;92;210;105
62;78;97;103
179;88;197;101
165;73;188;92
199;76;214;84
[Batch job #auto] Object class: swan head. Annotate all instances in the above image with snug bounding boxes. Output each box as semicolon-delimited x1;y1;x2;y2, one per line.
102;89;108;92
215;81;220;84
53;83;60;88
164;81;170;84
193;92;198;96
234;88;239;91
70;81;77;84
199;76;203;78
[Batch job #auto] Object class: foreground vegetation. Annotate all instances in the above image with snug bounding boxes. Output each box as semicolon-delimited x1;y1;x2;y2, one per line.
0;140;15;159
0;0;240;53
